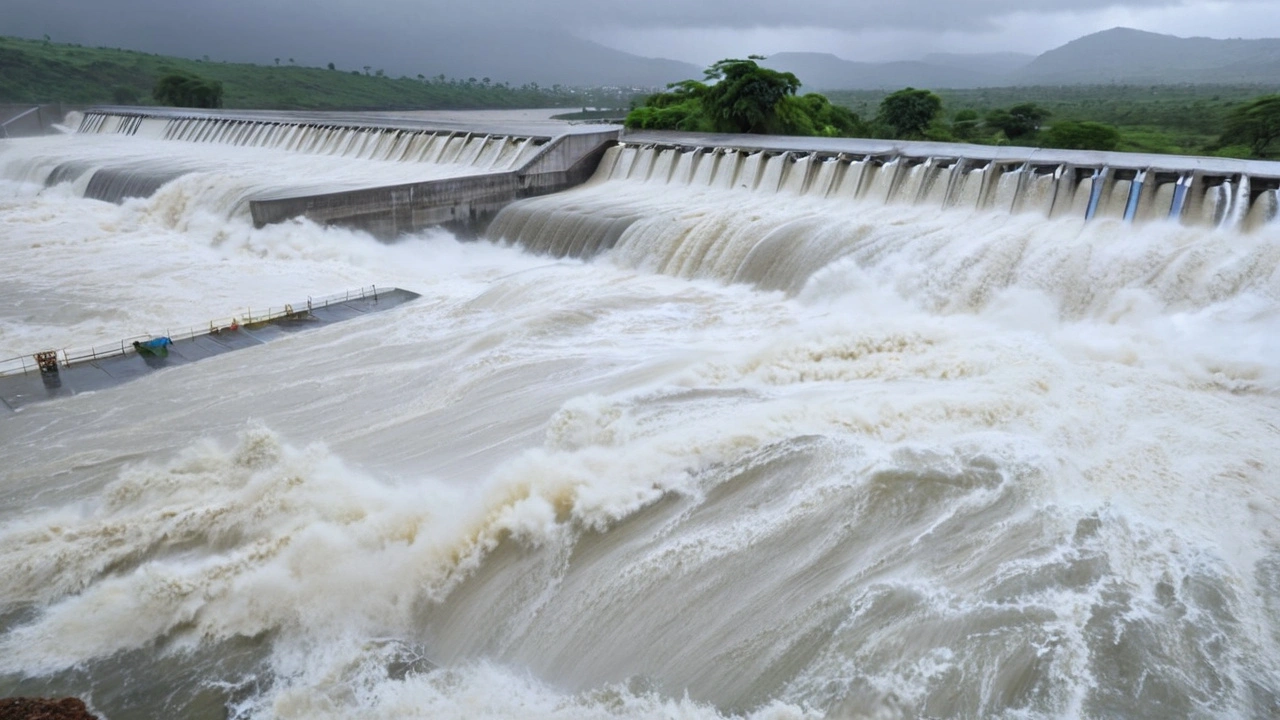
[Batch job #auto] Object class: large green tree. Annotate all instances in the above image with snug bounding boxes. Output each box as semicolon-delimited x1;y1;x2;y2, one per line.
152;72;224;108
1040;121;1120;151
1218;94;1280;158
700;56;801;134
950;109;981;141
984;102;1050;140
876;87;942;139
624;57;864;138
626;79;713;132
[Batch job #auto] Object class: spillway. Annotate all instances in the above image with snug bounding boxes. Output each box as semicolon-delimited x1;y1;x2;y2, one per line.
2;110;1280;720
486;141;1280;300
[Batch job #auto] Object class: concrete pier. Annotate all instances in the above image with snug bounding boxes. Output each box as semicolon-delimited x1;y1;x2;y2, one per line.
248;128;618;237
75;106;621;239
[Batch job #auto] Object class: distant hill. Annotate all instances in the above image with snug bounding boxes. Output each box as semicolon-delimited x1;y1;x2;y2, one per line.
403;30;701;88
921;52;1035;77
0;35;635;110
763;29;1280;90
1014;27;1280;84
763;53;1000;90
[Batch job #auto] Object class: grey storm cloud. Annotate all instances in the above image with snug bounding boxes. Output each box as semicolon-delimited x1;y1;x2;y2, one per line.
9;0;1280;83
516;0;1211;32
8;0;1254;35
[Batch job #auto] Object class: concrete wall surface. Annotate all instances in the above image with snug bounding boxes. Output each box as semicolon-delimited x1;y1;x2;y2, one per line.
621;129;1280;179
0;104;75;137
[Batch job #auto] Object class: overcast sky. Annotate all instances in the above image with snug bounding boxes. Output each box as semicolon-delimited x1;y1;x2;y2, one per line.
8;0;1280;70
585;0;1280;63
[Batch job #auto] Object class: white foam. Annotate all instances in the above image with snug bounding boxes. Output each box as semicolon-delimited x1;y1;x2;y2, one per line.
3;131;1280;718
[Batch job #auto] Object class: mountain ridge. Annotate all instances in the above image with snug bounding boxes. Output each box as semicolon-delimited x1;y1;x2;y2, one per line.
1012;26;1280;84
756;28;1280;90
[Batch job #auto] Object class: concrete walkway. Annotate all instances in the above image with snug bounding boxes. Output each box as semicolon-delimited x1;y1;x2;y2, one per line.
1;288;419;415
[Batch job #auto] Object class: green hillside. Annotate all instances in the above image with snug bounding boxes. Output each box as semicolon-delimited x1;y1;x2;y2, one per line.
826;84;1277;156
0;35;626;110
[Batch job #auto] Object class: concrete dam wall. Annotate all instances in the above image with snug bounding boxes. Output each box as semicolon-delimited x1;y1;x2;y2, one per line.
73;107;619;236
614;132;1280;232
1;104;77;138
69;108;1280;238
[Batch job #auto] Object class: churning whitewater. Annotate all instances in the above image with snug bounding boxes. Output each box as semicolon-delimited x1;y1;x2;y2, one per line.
1;121;1279;720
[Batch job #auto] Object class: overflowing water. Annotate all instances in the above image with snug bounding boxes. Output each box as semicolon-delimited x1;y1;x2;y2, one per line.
2;125;1280;720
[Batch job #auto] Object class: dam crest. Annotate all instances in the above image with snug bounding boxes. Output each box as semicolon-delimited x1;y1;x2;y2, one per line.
52;108;1280;238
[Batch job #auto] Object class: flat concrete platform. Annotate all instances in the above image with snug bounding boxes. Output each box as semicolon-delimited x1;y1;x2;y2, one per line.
0;288;419;415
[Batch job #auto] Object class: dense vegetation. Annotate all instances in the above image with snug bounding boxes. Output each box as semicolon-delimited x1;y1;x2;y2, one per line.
624;61;1278;156
625;57;864;137
828;84;1280;157
0;35;628;110
152;72;223;108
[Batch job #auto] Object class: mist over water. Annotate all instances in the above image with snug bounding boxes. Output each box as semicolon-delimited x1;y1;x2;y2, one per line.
2;130;1280;719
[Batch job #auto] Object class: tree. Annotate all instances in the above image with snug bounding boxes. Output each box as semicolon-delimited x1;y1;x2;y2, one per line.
624;56;862;138
985;102;1050;140
152;72;224;108
701;57;801;134
1041;121;1120;151
625;79;712;132
877;87;942;139
328;62;336;70
274;58;280;66
951;109;980;140
1218;94;1280;158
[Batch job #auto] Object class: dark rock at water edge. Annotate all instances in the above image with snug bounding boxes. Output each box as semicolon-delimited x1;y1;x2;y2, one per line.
0;698;99;720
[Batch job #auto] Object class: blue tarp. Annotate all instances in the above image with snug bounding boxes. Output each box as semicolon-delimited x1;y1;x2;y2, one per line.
133;337;173;357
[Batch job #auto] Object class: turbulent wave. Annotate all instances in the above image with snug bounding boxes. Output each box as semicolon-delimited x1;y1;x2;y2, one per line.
2;131;1280;719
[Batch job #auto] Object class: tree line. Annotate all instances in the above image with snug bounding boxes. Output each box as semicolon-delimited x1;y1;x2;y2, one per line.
148;54;1279;159
625;59;1280;158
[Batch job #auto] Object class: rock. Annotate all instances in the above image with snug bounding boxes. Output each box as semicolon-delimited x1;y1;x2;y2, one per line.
0;698;99;720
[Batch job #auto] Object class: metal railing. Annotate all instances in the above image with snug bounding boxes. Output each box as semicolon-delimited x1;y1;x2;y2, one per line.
0;285;381;377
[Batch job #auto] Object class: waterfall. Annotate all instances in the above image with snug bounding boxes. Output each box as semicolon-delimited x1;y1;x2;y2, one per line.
1013;167;1059;217
944;162;984;211
990;165;1024;213
74;112;542;172
1221;175;1252;229
488;143;1280;300
862;159;899;204
917;160;954;208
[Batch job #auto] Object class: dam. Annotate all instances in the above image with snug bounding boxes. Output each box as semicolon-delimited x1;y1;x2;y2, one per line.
67;107;1280;242
2;108;1280;720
